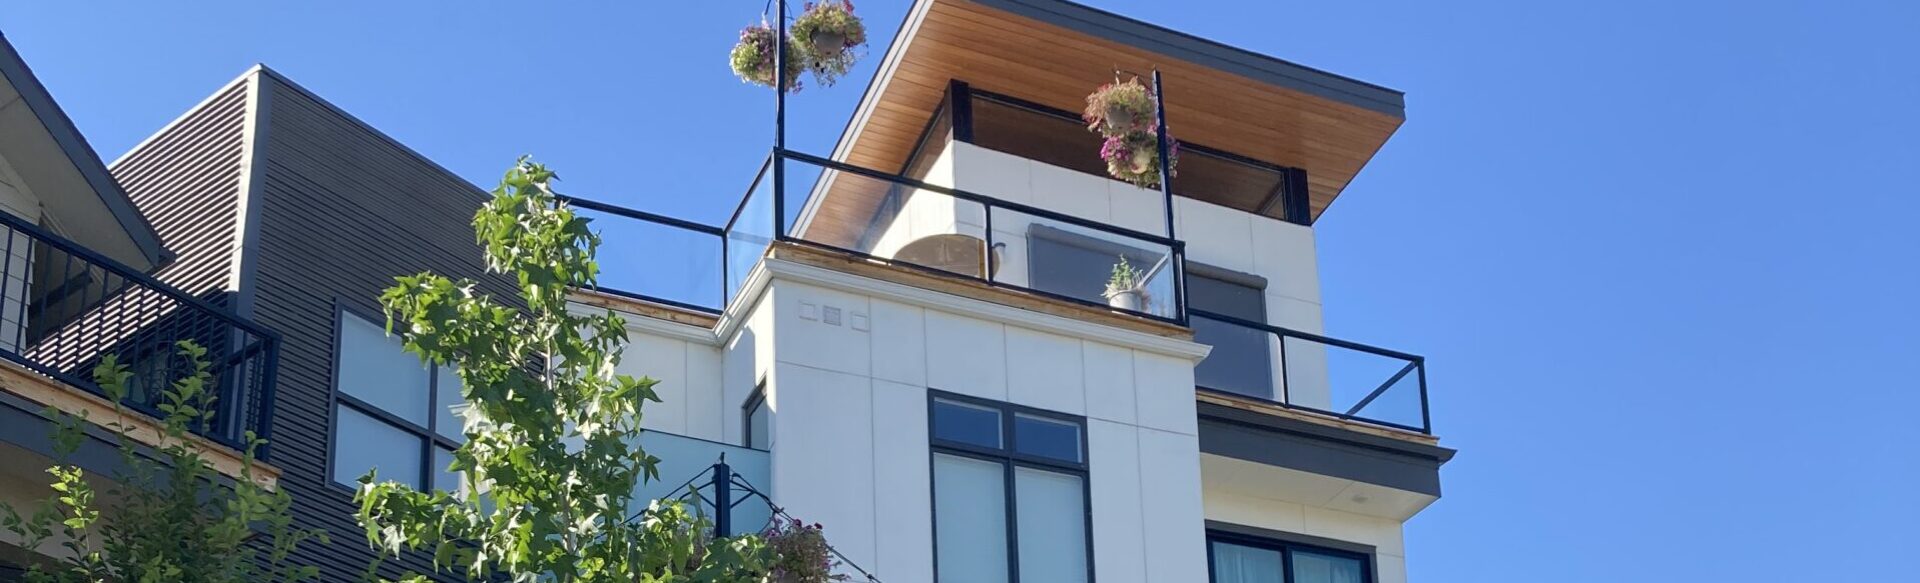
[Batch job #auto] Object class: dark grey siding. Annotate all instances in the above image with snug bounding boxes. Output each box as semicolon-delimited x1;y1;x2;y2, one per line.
110;81;246;300
246;72;518;581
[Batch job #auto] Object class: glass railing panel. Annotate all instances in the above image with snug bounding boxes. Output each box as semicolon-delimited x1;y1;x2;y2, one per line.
632;430;773;535
783;155;992;279
1192;309;1430;433
725;164;777;305
995;206;1181;320
1283;334;1425;431
572;205;723;312
1192;313;1277;400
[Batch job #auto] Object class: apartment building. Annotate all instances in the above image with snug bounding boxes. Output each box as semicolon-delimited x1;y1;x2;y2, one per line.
0;1;1451;581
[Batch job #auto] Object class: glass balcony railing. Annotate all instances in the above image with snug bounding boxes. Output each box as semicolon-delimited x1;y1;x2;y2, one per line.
777;149;1188;322
566;149;1188;324
1191;309;1431;434
559;147;1432;434
0;211;282;456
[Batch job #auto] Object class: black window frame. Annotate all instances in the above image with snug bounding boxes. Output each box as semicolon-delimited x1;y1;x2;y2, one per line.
325;301;464;492
741;381;769;451
1206;525;1376;583
927;389;1094;583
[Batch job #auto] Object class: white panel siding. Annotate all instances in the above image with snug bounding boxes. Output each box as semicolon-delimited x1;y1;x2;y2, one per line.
923;309;1007;399
1087;419;1147;583
870;379;934;581
1005;326;1085;415
1081;340;1138;425
1137;428;1209;581
768;362;878;569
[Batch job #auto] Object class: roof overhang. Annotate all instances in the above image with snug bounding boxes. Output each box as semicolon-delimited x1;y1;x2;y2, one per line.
0;32;165;269
827;0;1405;222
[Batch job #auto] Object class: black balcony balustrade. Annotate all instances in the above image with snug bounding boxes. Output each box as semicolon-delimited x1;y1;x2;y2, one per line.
561;149;1189;324
0;211;281;457
1191;309;1431;434
555;150;1431;435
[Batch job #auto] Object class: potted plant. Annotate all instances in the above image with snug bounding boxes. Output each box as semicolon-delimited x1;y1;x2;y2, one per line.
792;0;867;87
731;22;806;91
1104;255;1149;312
1100;131;1179;189
1083;77;1157;136
762;518;850;583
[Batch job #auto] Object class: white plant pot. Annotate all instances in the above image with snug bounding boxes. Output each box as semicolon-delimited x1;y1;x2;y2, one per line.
1105;288;1146;312
810;32;846;55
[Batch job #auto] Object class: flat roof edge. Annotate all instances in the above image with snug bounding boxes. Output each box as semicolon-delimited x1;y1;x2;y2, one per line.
967;0;1406;118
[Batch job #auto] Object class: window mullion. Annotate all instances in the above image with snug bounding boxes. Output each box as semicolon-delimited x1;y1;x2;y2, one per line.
1003;458;1020;583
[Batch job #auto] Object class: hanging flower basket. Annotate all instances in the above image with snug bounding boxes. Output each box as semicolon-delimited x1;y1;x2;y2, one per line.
1083;77;1156;137
1099;131;1179;189
731;23;806;91
792;0;868;87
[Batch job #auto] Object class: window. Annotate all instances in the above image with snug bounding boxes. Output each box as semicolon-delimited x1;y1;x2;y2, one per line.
742;383;769;450
1026;224;1165;307
1208;531;1372;583
330;309;464;490
1189;270;1274;400
929;392;1090;583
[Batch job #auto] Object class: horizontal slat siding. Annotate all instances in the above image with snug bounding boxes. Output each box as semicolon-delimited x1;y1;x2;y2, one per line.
110;84;245;300
251;74;520;581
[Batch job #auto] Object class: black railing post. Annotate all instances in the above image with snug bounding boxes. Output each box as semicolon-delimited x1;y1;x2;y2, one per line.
713;457;733;537
255;336;282;460
1416;359;1432;434
772;0;789;240
1150;70;1187;323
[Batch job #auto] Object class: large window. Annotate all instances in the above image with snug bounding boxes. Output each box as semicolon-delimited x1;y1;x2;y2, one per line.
1208;531;1372;583
330;309;464;490
929;392;1090;583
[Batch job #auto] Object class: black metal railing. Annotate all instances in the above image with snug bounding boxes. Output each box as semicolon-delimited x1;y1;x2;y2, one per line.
1191;309;1430;434
563;149;1188;324
0;211;281;456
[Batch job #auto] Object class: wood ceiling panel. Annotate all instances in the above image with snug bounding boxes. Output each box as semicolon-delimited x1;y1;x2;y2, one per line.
803;0;1402;241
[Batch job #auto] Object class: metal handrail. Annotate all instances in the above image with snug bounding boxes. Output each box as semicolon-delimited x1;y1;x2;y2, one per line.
776;148;1187;250
0;210;282;454
0;211;281;343
1190;308;1431;434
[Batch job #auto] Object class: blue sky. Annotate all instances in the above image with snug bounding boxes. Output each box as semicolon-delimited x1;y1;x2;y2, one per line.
6;1;1918;580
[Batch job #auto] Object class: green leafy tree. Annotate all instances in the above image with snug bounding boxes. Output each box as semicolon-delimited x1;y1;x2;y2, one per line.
355;159;774;582
0;341;323;582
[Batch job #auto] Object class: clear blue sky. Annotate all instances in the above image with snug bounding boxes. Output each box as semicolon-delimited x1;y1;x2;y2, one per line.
6;1;1917;580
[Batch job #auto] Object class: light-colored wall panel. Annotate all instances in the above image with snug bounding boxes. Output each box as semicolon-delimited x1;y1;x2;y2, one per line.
1081;340;1137;425
1087;419;1147;583
1005;326;1086;415
871;379;935;582
1132;349;1198;435
924;309;1008;399
869;298;928;386
769;362;878;567
1137;429;1208;582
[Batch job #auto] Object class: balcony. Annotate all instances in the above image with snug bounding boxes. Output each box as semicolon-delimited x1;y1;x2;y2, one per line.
0;211;280;456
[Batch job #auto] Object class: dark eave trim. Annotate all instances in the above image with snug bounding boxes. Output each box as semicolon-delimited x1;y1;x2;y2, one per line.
965;0;1407;118
1198;401;1454;497
0;32;169;266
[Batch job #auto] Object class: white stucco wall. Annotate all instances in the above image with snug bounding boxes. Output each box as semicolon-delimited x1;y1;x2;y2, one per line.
749;279;1211;582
